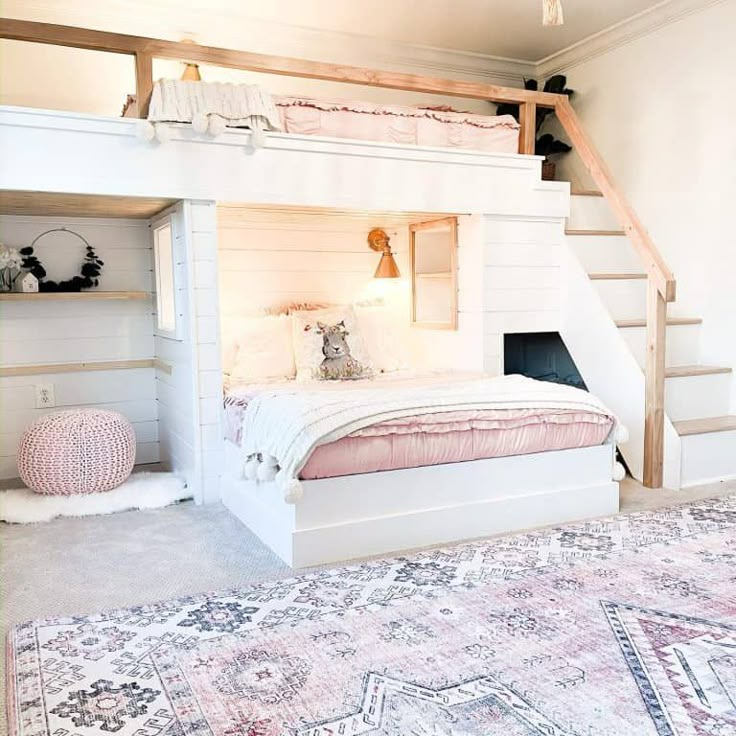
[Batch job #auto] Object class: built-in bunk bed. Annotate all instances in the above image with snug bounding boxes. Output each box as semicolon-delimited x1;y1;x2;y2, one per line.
215;206;621;568
0;28;626;568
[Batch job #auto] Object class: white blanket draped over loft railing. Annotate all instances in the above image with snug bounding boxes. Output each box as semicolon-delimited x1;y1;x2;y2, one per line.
141;79;282;147
241;375;617;503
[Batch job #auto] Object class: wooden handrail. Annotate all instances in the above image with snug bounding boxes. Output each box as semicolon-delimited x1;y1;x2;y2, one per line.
554;98;675;303
0;19;561;107
0;17;674;487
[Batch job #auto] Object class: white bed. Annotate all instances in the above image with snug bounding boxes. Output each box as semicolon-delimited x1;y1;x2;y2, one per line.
221;370;621;567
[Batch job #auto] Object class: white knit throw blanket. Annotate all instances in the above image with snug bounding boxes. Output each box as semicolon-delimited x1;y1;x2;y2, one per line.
241;375;615;503
147;80;281;147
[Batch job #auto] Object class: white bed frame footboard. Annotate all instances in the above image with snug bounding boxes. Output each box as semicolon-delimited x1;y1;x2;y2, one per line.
221;438;620;568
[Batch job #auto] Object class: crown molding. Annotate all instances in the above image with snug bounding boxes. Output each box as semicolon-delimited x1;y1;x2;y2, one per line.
535;0;727;78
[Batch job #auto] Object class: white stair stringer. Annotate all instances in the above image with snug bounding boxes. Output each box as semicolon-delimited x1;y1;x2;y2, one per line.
560;245;682;489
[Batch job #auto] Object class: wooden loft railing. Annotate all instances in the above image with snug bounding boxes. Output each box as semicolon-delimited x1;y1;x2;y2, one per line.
0;18;675;488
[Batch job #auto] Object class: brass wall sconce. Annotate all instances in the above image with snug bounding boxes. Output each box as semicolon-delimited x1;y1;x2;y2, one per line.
367;228;400;278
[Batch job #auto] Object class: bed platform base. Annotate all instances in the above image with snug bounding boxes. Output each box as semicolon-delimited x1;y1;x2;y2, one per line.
221;440;619;568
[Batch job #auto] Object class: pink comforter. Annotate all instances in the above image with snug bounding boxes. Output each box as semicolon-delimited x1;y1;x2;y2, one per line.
275;96;520;153
224;382;613;480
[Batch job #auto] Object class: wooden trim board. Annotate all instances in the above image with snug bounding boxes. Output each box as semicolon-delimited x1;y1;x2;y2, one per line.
0;291;149;301
615;317;702;328
0;359;158;377
588;273;647;280
674;416;736;436
566;229;626;236
665;364;732;378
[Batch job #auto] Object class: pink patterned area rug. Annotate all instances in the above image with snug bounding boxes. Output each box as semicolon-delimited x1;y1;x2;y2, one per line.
7;496;736;736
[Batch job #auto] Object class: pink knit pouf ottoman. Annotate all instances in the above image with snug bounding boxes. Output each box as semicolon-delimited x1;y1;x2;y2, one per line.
17;409;136;495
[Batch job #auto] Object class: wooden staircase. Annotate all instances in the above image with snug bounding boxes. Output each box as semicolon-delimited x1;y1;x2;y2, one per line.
567;191;735;488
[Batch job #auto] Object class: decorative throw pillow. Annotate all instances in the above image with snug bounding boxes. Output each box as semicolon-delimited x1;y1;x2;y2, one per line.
355;303;410;373
292;306;374;381
230;314;296;382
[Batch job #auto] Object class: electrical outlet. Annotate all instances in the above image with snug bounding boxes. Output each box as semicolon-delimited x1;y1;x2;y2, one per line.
35;383;55;408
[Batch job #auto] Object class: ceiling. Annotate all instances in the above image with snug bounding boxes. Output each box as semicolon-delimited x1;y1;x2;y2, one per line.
6;0;672;62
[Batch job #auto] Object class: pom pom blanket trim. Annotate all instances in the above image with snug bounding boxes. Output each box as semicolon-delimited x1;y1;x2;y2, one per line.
146;79;281;149
0;472;190;524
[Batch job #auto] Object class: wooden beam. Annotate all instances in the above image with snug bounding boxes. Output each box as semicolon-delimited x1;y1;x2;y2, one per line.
135;51;153;118
0;18;561;107
643;279;667;488
518;102;536;155
555;97;676;303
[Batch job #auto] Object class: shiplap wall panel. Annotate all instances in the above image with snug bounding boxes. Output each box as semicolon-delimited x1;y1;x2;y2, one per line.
153;203;198;493
217;210;488;375
190;203;223;502
0;215;158;479
481;216;565;374
217;219;409;339
154;200;223;504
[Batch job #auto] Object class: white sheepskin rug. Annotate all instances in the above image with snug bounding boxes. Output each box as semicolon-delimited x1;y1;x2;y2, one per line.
0;472;191;524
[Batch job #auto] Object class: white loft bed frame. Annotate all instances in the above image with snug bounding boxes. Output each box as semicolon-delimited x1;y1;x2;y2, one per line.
221;436;620;568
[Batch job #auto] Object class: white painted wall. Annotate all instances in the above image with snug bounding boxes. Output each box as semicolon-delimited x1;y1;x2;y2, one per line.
550;0;736;411
0;214;158;478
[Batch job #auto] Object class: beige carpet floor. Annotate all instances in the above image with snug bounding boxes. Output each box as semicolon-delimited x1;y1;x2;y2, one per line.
2;476;735;733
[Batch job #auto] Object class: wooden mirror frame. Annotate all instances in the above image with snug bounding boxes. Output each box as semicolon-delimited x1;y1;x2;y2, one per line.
409;216;458;330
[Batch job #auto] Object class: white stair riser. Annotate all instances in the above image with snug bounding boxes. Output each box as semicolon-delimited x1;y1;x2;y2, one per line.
680;430;736;487
592;279;647;320
620;325;701;368
568;197;620;231
665;373;732;422
567;235;642;273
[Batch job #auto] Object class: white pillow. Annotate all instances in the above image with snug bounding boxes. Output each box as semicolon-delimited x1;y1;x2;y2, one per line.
230;314;295;382
292;306;374;381
355;304;410;373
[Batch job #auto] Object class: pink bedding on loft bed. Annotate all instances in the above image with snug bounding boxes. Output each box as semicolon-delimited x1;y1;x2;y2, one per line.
274;96;521;153
224;376;613;481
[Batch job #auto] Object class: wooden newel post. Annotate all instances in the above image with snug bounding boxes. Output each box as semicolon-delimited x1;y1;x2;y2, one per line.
518;102;536;155
135;51;153;119
643;278;667;488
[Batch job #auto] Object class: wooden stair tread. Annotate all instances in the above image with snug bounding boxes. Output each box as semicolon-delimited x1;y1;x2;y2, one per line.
615;317;702;328
570;188;604;197
566;229;625;236
665;364;732;378
589;272;646;280
674;415;736;436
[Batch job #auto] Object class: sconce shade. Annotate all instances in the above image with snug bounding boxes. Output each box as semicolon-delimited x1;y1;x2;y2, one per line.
374;251;401;279
181;63;202;81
